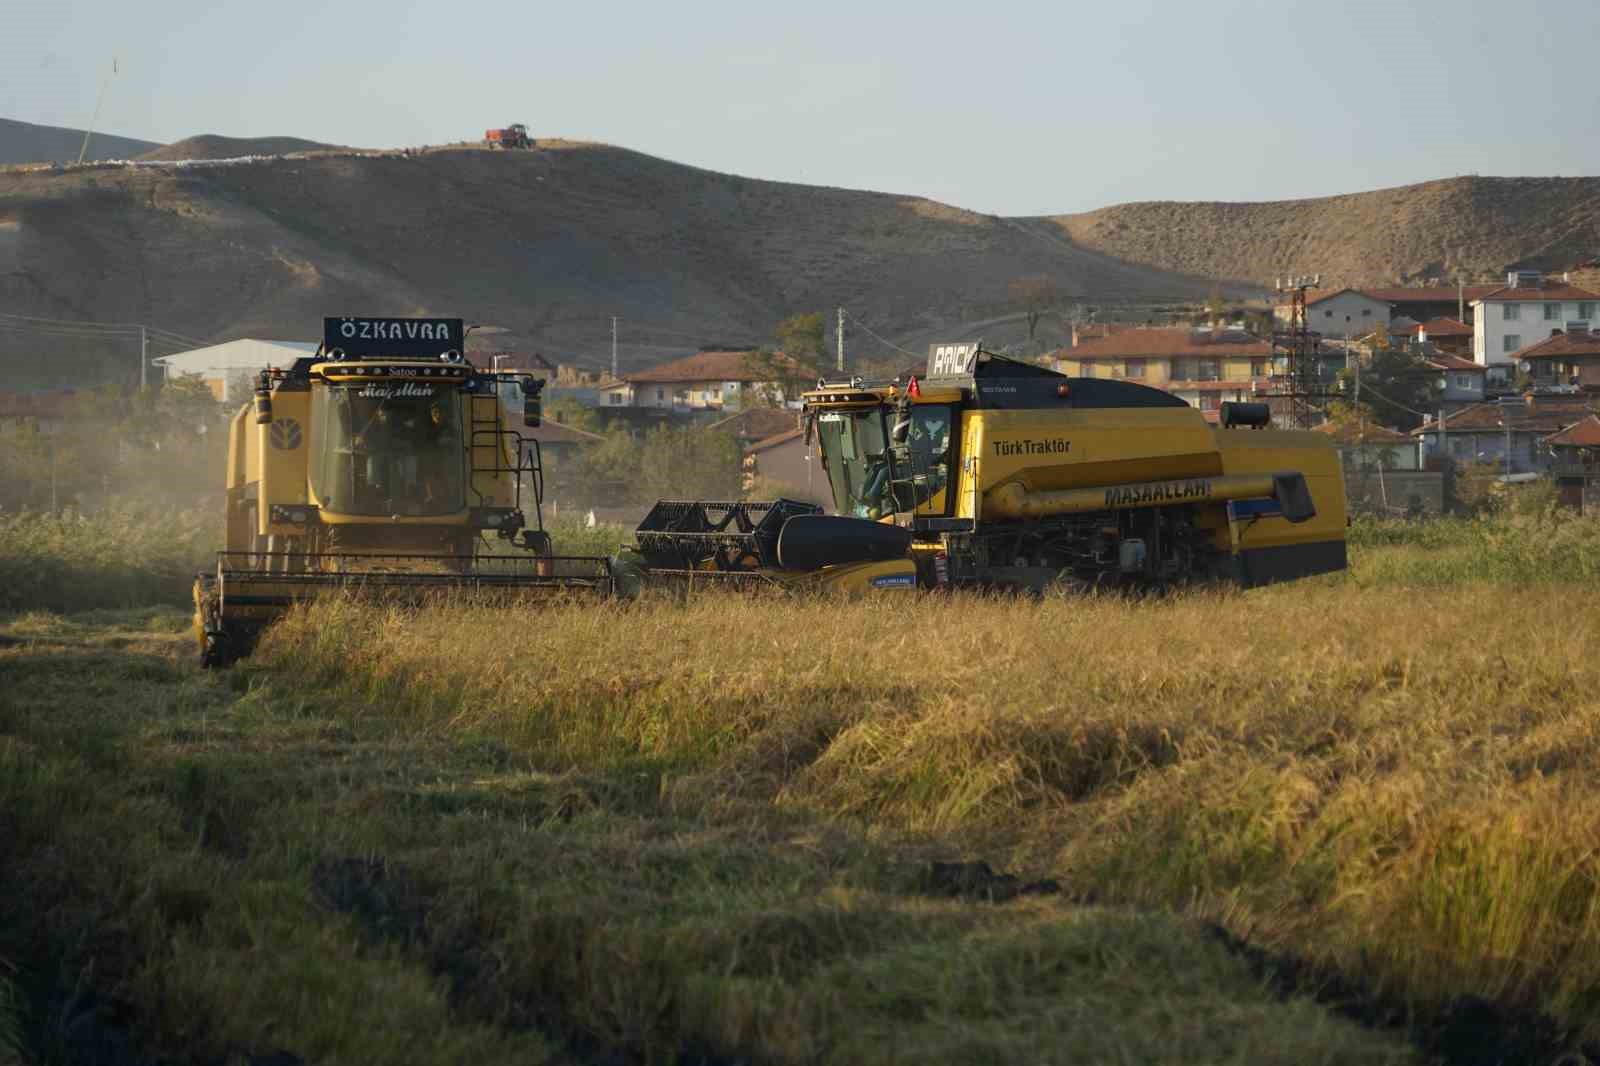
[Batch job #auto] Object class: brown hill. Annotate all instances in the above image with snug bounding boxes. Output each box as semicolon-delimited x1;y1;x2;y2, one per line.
1048;176;1600;288
0;142;1217;385
0;117;159;165
136;134;346;161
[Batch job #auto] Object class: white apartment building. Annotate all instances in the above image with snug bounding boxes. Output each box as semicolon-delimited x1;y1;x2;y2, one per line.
1472;272;1600;373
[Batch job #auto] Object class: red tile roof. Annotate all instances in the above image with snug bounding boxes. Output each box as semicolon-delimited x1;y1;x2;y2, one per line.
1416;317;1473;337
1543;415;1600;448
1161;379;1272;392
1313;420;1412;445
1423;353;1484;372
624;350;801;384
527;418;604;445
0;389;83;419
1511;331;1600;361
1411;398;1595;436
1473;283;1600;303
745;427;804;454
708;407;800;441
1066;327;1271;358
1362;286;1500;304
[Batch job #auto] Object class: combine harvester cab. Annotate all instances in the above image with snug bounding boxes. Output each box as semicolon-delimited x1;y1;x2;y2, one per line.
627;341;1346;595
193;316;611;667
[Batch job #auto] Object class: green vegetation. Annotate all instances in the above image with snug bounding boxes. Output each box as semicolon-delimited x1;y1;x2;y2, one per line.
0;506;219;612
1346;489;1600;585
0;376;229;513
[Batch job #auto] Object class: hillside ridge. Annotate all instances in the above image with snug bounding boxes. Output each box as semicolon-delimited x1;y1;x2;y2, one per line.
1049;175;1600;289
0;117;159;165
2;129;1597;387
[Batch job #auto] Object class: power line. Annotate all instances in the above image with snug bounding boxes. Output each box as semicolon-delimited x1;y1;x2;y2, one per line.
0;312;206;347
840;309;921;359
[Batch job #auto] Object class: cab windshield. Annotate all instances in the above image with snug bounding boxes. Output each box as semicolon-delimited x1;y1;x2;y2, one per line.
814;403;955;519
311;384;465;516
814;407;894;518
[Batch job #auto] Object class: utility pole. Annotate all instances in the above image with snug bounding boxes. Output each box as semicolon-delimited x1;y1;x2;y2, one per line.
610;316;618;379
836;307;845;374
140;324;148;390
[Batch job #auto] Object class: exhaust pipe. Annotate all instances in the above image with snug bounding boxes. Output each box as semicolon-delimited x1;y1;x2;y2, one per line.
986;472;1315;523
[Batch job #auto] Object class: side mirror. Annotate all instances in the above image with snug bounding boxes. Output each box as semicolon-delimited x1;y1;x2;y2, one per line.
254;381;273;425
523;376;544;427
891;417;911;445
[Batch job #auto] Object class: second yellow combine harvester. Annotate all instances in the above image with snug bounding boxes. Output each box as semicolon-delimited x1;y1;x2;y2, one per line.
625;342;1346;593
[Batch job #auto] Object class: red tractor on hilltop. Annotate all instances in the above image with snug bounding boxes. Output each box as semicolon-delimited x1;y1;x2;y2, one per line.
484;124;534;150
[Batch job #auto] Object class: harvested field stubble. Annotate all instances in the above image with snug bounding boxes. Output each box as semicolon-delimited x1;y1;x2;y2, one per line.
256;582;1600;1048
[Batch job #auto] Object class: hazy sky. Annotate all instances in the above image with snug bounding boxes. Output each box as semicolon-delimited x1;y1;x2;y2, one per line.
8;0;1598;215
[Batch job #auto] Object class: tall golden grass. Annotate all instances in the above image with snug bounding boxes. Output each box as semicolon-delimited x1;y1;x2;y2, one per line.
256;580;1600;1042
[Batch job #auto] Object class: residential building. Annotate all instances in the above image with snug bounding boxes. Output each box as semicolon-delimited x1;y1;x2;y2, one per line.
1312;420;1421;470
708;407;802;449
1543;414;1600;510
1273;289;1390;339
1470;273;1600;373
1412;317;1473;357
525;418;604;463
1420;353;1487;408
1413;395;1594;473
1361;286;1500;326
1070;323;1139;346
741;428;826;507
151;339;319;402
597;350;800;410
1052;326;1280;418
1512;328;1600;390
0;388;84;434
1567;256;1600;296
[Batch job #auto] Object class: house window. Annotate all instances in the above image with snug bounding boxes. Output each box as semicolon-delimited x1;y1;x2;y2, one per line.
1581;303;1595;320
1544;303;1562;321
1196;358;1220;381
1251;358;1267;378
608;393;623;406
1453;374;1474;390
1503;334;1522;354
1324;310;1333;318
1503;303;1521;321
655;387;665;402
1123;358;1145;378
1169;359;1189;381
1198;394;1221;411
1362;308;1372;316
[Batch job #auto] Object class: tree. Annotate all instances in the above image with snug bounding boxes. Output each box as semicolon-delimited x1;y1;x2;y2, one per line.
775;312;826;368
1008;275;1064;346
1340;348;1434;432
745;313;826;408
1206;283;1226;327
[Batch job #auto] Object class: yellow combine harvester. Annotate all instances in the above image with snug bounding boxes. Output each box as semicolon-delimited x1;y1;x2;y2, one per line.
625;343;1346;593
193;316;610;666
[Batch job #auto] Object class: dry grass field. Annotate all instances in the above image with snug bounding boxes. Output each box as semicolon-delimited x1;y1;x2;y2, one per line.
4;517;1600;1063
